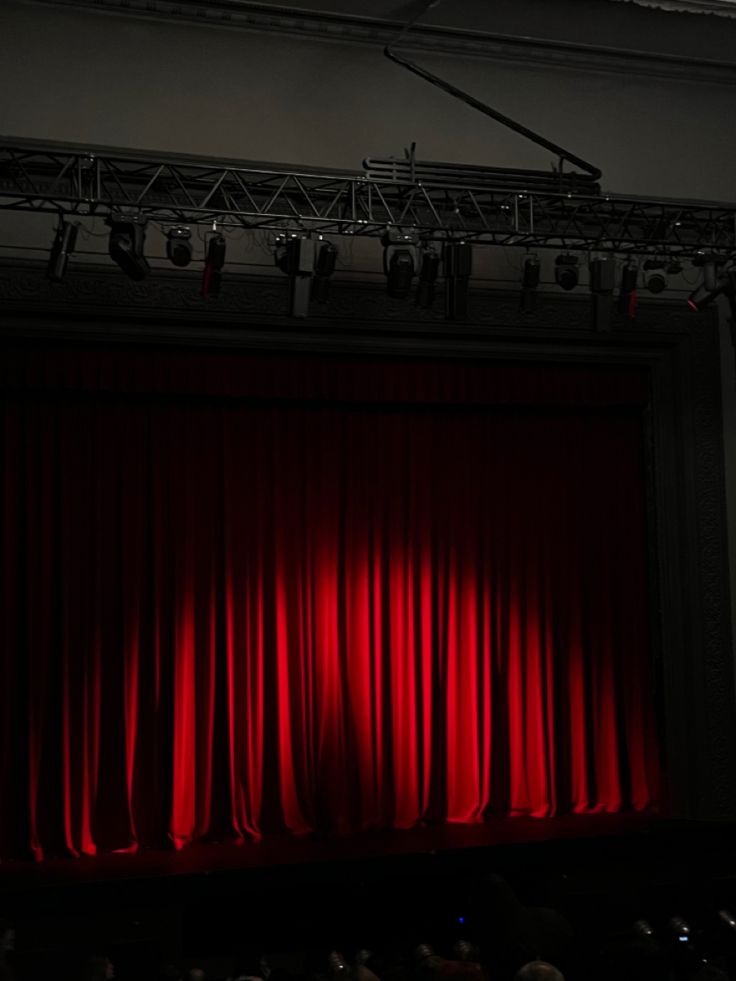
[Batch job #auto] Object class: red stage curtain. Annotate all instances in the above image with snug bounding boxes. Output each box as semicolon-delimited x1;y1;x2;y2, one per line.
0;348;659;860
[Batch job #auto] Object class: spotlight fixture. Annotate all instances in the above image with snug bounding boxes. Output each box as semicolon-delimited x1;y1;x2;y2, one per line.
107;214;150;281
47;218;78;282
688;252;735;314
554;253;578;291
166;226;192;267
520;252;540;312
275;233;315;317
619;260;638;318
687;265;735;312
312;240;338;304
201;233;226;298
417;246;440;308
643;259;666;294
589;256;615;332
383;232;417;298
688;281;724;312
692;250;722;291
443;241;472;320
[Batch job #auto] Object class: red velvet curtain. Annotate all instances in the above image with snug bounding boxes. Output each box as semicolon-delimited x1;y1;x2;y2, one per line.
0;347;659;860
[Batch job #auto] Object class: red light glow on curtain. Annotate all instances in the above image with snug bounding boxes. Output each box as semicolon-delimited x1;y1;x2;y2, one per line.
0;349;659;860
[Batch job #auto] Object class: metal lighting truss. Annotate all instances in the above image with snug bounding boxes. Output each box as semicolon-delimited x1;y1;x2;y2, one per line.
1;137;736;258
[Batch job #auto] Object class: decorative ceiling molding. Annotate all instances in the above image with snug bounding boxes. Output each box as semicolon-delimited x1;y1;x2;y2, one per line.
611;0;736;17
18;0;736;84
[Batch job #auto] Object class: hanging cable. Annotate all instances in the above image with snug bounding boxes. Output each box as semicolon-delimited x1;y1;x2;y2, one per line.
383;0;602;183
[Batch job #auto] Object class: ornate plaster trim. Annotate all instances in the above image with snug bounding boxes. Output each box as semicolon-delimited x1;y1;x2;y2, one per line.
17;0;736;85
612;0;736;17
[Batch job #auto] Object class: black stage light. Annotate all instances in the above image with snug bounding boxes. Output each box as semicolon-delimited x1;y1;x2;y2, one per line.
417;246;441;308
520;253;540;312
619;260;638;317
589;256;615;331
47;219;78;282
703;256;718;290
687;265;736;312
688;281;724;312
555;253;578;291
443;241;472;320
166;226;192;267
643;259;666;294
275;233;315;317
312;240;338;303
201;233;226;298
693;250;721;292
107;214;150;281
384;248;416;298
383;231;419;299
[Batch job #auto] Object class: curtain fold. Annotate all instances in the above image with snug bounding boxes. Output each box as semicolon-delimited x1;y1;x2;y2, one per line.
0;349;659;860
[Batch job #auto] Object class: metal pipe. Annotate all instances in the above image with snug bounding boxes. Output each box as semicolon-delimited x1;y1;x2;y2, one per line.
384;0;602;181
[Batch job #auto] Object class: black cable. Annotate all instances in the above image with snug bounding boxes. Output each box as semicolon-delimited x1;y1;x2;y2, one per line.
383;0;602;182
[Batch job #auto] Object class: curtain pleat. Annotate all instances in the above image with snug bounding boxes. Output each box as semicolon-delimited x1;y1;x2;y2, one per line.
0;351;659;860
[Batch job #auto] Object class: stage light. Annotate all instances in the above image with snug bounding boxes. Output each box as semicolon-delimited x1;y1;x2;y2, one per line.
687;281;724;312
703;256;718;290
386;250;414;297
382;231;417;299
520;252;540;312
275;233;315;317
417;246;440;308
643;259;666;294
201;233;226;298
312;240;338;304
444;241;472;320
619;260;638;318
589;256;615;331
166;226;193;267
107;214;150;281
687;263;736;312
47;219;78;282
555;253;578;291
522;253;540;288
693;250;721;292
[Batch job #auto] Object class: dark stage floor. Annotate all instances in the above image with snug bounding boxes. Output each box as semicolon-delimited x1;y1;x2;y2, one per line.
0;812;659;887
3;813;736;981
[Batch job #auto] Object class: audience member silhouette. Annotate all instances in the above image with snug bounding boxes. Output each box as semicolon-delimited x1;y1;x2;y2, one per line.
0;921;15;981
514;962;565;981
85;954;115;981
